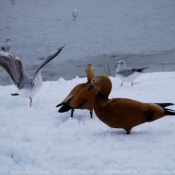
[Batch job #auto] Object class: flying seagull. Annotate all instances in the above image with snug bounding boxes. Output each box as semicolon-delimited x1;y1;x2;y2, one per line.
1;39;11;52
0;45;65;107
115;60;148;86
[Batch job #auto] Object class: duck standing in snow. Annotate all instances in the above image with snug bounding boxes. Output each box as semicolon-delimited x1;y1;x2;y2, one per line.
0;45;64;107
1;39;11;52
87;74;175;134
72;9;78;21
115;60;148;86
56;64;99;118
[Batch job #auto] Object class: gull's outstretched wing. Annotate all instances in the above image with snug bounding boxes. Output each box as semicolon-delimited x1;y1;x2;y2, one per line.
0;51;29;88
31;45;65;84
116;67;136;77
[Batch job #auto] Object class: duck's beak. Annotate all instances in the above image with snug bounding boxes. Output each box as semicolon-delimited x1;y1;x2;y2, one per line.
114;64;118;68
87;85;94;91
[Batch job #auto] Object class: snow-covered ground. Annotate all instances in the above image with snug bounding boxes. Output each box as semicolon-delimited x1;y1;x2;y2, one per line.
0;72;175;175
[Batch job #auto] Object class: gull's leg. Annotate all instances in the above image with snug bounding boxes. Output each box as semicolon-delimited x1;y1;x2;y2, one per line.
131;82;133;86
29;97;32;107
121;82;123;86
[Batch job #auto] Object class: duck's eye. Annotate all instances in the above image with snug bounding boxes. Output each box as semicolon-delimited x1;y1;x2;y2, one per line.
92;79;95;82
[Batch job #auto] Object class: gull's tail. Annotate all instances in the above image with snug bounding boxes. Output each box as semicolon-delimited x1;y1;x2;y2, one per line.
136;67;149;73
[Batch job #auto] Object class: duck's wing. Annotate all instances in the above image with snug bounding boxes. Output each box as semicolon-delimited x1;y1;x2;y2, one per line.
31;45;65;85
116;67;136;77
0;51;29;88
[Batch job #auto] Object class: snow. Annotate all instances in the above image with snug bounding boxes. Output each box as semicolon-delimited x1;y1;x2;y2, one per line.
0;72;175;175
1;0;175;174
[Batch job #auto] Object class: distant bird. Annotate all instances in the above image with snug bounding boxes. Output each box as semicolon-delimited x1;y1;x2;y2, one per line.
87;75;175;134
72;9;78;21
1;39;11;52
56;64;99;118
115;60;148;86
0;45;64;107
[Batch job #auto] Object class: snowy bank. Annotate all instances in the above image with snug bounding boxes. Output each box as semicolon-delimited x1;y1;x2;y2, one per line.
0;72;175;175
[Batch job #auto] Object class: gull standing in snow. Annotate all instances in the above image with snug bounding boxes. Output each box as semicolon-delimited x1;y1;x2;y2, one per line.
72;9;78;21
115;60;148;86
0;45;64;107
1;39;11;52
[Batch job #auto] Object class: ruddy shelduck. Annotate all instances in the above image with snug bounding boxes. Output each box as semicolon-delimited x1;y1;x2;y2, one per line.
87;75;175;134
56;64;99;118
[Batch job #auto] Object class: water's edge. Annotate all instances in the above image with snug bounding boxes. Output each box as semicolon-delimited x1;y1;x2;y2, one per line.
0;49;174;86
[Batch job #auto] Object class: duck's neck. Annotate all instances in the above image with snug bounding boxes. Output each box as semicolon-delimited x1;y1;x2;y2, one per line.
98;80;112;98
87;71;94;83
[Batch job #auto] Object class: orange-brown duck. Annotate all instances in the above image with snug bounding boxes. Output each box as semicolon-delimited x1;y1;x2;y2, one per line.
56;64;99;118
87;75;175;134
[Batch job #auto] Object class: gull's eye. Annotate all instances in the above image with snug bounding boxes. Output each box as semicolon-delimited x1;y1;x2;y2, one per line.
92;79;95;82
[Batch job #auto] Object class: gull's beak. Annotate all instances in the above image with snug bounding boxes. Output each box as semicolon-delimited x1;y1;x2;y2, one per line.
87;85;94;91
114;64;118;68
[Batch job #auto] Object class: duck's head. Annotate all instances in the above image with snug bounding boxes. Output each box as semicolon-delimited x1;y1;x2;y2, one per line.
87;75;112;97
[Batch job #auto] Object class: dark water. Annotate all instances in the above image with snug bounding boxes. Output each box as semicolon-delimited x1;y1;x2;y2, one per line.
0;49;175;86
0;0;175;86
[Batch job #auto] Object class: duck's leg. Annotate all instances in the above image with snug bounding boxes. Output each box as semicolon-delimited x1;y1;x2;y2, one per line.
29;97;32;107
131;82;133;86
121;82;123;86
90;111;93;118
71;109;74;118
125;128;132;134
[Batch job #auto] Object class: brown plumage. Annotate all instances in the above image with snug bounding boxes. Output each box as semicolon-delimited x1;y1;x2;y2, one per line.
87;75;175;134
56;64;99;118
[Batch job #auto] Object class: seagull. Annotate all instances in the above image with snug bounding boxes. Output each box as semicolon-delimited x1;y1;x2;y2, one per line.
0;45;64;107
115;60;148;86
72;9;78;21
1;39;11;52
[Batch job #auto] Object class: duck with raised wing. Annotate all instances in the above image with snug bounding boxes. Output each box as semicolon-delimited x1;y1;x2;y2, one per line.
87;75;175;134
115;60;148;86
0;45;64;107
56;64;99;118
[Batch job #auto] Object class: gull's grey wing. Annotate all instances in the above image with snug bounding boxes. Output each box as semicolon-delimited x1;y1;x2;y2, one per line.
0;51;30;87
116;67;136;77
31;45;65;84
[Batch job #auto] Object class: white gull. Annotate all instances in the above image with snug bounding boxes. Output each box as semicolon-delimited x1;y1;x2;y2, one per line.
115;60;148;86
0;45;64;107
72;9;78;21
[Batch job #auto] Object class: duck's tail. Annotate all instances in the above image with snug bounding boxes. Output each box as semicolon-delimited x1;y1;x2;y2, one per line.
56;102;72;113
155;103;175;115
